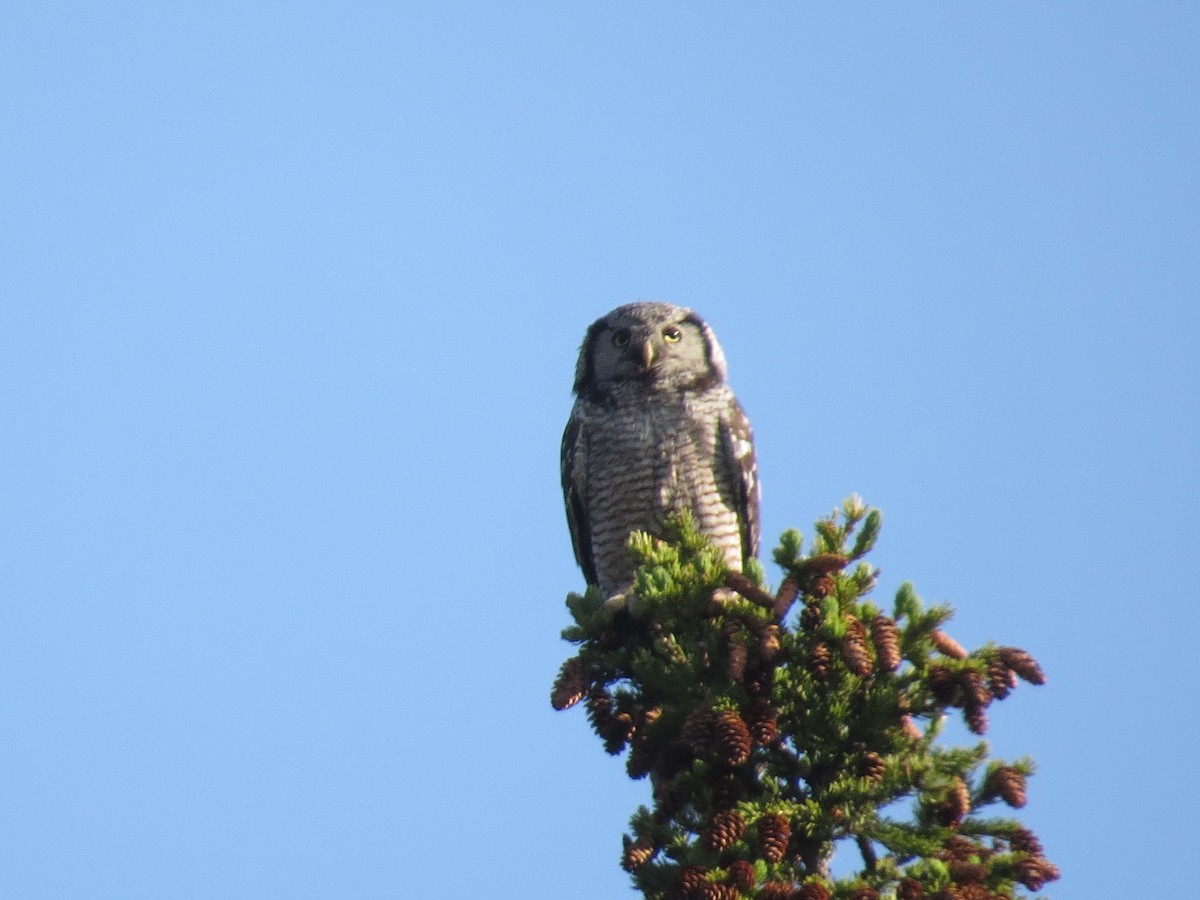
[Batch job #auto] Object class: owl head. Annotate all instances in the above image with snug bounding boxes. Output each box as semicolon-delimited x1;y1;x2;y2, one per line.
573;302;729;398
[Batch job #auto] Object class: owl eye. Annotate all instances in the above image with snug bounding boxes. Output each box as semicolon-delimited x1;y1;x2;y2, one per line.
662;326;682;343
611;329;631;348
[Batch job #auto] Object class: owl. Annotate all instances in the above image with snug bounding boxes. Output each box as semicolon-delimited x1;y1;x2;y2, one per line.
561;302;759;606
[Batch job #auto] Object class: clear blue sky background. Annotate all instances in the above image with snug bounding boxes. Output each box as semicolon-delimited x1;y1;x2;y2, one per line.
3;4;1196;898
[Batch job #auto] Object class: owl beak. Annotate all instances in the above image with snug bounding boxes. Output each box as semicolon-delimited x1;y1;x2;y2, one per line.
638;340;655;371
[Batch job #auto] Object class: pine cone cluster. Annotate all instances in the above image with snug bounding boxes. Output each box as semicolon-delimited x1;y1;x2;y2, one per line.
926;660;1022;735
553;504;1055;900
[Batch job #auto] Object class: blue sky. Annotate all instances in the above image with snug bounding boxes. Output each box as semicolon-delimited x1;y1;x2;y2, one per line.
2;4;1197;897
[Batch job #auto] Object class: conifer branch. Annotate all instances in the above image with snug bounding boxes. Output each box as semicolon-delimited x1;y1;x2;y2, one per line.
554;500;1058;899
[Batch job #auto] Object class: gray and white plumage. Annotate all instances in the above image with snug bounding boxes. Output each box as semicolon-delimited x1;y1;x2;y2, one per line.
561;302;759;603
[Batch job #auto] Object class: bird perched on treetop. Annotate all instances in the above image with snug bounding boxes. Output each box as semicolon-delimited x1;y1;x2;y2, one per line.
561;302;759;609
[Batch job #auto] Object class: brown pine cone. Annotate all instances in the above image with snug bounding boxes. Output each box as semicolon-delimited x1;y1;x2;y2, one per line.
678;865;709;893
1015;857;1060;891
930;629;968;659
849;888;879;900
946;859;987;883
744;698;779;747
773;576;801;621
714;709;752;767
953;887;992;900
942;836;980;861
926;664;961;705
986;652;1016;699
757;812;790;864
800;600;822;631
760;623;782;659
1008;827;1043;856
900;714;924;741
725;860;756;892
711;769;742;810
586;688;634;754
795;884;831;900
808;641;833;679
744;661;774;697
626;735;656;780
841;617;874;677
550;655;589;710
653;778;683;820
812;574;836;598
621;835;656;871
861;751;886;783
682;705;717;755
949;777;971;822
728;638;749;681
959;669;992;710
998;647;1046;685
992;766;1027;808
961;666;991;734
935;778;970;827
964;703;989;736
870;614;903;671
704;809;748;852
896;878;924;900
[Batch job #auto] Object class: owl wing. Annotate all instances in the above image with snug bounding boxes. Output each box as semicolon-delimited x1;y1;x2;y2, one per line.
718;397;760;561
561;411;598;585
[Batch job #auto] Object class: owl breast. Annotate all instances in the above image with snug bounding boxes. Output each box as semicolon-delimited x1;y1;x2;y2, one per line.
580;388;744;596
